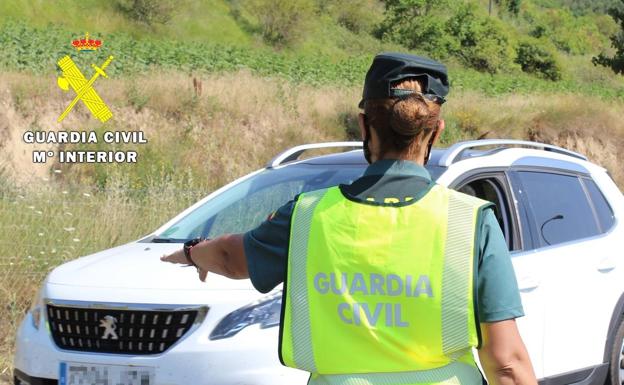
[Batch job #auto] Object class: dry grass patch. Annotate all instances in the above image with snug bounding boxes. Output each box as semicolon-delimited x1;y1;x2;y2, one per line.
0;71;360;189
444;92;624;185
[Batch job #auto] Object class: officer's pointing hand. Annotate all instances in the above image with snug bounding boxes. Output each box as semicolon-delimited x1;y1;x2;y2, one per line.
161;249;208;282
160;249;186;265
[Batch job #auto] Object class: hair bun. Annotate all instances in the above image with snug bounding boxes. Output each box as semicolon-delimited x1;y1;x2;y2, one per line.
389;96;434;137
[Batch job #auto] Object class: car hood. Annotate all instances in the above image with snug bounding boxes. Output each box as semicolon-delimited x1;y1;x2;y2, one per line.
47;241;255;291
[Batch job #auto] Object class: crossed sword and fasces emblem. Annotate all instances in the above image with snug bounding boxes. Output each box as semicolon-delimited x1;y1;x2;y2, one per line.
57;55;114;123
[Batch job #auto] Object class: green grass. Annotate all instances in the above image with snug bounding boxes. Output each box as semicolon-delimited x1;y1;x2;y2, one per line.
1;0;623;100
0;0;251;45
1;21;624;100
0;0;391;58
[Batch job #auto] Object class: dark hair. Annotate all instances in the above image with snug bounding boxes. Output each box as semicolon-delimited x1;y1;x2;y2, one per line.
363;78;441;157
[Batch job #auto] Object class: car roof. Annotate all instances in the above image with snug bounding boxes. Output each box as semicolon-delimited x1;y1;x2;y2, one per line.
296;149;446;166
283;140;597;176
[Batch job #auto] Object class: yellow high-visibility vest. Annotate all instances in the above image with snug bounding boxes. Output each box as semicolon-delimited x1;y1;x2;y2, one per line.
280;184;491;385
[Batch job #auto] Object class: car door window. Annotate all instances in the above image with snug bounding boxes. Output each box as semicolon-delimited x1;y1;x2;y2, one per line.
512;171;600;248
581;178;615;233
456;176;518;251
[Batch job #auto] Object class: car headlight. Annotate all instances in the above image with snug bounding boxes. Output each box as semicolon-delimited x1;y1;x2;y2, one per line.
30;288;43;329
209;290;282;340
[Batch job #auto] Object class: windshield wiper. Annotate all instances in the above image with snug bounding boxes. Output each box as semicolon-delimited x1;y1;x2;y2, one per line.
150;236;186;243
151;237;173;243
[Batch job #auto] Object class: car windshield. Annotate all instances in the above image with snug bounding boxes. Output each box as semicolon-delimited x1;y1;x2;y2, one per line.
155;161;445;242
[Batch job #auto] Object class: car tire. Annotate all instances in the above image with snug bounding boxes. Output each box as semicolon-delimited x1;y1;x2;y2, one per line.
609;316;624;385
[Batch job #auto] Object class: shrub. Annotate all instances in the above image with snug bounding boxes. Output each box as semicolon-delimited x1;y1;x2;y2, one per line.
528;8;609;55
558;0;621;15
445;3;516;73
592;0;624;75
515;37;562;81
495;0;522;16
114;0;176;25
379;1;515;73
377;0;455;57
324;0;384;34
243;0;316;46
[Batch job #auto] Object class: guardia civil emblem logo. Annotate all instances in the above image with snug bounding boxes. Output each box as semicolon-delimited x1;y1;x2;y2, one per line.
56;32;114;123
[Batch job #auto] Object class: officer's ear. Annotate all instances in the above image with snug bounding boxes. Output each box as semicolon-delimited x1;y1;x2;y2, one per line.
358;113;367;141
431;119;445;146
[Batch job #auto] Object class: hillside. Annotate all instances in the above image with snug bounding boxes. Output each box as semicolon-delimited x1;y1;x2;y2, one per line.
1;0;623;190
1;0;623;185
0;0;623;94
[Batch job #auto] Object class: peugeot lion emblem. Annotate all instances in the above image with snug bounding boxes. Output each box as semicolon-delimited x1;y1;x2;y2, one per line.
99;315;119;340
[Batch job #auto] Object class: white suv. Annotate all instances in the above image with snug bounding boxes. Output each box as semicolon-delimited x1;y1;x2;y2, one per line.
13;140;624;385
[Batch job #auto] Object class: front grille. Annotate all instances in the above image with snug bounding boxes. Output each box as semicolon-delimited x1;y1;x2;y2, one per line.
46;304;200;355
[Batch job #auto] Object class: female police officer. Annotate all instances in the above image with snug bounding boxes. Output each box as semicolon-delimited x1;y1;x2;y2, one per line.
162;52;537;385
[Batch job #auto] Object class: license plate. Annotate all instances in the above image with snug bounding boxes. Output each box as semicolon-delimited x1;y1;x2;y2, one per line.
60;362;155;385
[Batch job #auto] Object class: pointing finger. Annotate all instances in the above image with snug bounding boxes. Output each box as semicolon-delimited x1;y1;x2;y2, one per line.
160;250;186;264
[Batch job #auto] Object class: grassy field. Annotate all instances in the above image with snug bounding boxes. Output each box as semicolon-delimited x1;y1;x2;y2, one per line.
2;21;624;100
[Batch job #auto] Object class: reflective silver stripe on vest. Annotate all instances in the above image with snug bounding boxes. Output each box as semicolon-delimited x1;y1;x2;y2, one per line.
441;193;479;357
309;361;483;385
289;189;327;372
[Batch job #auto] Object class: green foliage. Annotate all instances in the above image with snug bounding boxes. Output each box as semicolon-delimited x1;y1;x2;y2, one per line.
126;82;150;112
321;0;384;34
535;0;621;15
2;21;624;99
1;0;619;80
113;0;176;25
495;0;522;15
380;1;515;73
234;0;316;46
379;1;516;73
593;0;624;75
445;3;515;73
0;21;370;85
515;37;562;80
523;6;610;54
378;0;454;56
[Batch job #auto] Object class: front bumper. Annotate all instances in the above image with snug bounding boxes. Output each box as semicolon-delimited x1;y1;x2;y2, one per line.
14;300;308;385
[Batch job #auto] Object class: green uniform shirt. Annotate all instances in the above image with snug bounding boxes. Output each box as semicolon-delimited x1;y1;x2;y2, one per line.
244;159;524;323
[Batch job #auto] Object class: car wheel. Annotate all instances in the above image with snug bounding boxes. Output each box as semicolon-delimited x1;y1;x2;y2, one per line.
609;316;624;385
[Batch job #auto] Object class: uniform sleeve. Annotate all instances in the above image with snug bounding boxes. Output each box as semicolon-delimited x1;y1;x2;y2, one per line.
477;208;525;322
242;199;295;293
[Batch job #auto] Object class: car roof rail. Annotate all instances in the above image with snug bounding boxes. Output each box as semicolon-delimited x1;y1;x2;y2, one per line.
267;141;363;168
437;139;587;167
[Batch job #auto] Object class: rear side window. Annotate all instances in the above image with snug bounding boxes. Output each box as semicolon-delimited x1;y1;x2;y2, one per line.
513;171;600;247
582;178;615;232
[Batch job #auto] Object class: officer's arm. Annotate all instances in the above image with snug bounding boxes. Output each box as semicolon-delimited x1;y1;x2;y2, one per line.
161;234;249;281
477;319;538;385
